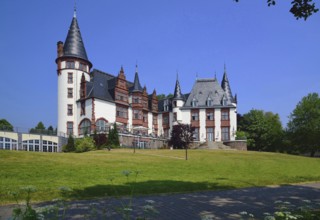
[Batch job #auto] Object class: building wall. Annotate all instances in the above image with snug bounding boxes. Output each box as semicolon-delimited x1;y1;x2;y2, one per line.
199;109;206;142
215;108;221;141
94;99;116;123
57;60;90;136
229;106;237;141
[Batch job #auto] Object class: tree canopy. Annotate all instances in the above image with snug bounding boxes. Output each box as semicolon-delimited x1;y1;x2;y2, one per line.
239;109;283;151
0;119;14;131
169;124;194;149
287;93;320;156
234;0;319;20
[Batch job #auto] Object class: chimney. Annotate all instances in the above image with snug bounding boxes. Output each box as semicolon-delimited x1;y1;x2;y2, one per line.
57;41;64;57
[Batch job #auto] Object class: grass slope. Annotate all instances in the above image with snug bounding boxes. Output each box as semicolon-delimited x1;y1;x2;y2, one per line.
1;149;320;204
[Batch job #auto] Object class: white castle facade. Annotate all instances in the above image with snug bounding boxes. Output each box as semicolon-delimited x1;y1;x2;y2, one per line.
56;11;238;143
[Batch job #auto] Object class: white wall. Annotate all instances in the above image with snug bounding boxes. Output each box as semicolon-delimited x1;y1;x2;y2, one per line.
199;109;206;142
229;107;237;141
215;108;221;141
94;99;116;123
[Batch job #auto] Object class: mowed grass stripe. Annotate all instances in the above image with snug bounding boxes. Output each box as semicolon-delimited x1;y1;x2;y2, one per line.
0;149;320;204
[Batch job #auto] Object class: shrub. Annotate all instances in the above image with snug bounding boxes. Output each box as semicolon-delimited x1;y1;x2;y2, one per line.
75;137;95;153
63;134;75;152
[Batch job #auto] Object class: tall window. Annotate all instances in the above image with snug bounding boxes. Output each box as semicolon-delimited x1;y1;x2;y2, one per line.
68;88;73;98
221;127;229;141
191;112;199;121
67;122;73;135
79;119;91;135
143;113;148;122
116;93;128;102
133;110;141;119
193;128;199;141
191;98;198;107
207;127;214;141
67;105;73;116
221;109;229;120
153;114;158;125
207;98;213;106
133;96;140;103
116;106;128;118
206;110;214;120
68;72;73;83
96;119;109;132
163;115;169;124
66;61;75;69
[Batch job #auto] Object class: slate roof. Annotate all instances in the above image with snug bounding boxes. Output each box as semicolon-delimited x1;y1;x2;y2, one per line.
131;72;143;92
221;71;234;103
83;69;146;103
86;69;114;102
183;78;233;108
63;15;90;64
173;78;183;100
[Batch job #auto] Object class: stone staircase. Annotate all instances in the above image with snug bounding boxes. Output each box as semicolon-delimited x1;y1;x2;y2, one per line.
197;141;231;150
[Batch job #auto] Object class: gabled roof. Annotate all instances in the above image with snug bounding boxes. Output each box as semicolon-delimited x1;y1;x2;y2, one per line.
183;78;233;108
63;15;90;63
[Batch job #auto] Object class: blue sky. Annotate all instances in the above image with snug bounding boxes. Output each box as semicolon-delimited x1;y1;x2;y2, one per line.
1;0;319;129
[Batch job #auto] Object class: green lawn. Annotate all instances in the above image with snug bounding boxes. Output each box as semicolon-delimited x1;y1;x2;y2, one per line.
1;149;320;205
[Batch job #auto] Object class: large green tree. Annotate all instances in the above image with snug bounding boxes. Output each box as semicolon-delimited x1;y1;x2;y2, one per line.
0;119;14;131
287;93;320;157
234;0;318;20
239;109;283;151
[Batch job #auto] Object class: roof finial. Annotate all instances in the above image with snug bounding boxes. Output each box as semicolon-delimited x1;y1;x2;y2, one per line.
135;62;138;73
176;70;179;81
196;72;198;80
73;0;77;18
224;62;226;73
214;71;217;80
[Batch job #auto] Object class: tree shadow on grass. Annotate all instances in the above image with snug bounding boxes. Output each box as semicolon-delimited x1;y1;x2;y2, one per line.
68;180;237;200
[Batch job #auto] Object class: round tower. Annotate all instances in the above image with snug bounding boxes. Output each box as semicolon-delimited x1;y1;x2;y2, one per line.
56;10;92;136
172;74;184;123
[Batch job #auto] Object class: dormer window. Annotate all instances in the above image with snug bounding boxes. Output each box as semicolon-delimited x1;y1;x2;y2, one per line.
221;96;227;106
207;97;213;106
191;98;198;107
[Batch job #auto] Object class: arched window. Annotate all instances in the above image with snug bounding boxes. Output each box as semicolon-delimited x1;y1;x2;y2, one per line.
79;119;91;135
96;119;109;132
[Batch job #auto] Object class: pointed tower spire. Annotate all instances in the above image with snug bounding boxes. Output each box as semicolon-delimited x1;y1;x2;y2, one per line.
62;8;91;66
132;67;143;92
74;0;77;18
221;64;234;103
173;72;183;100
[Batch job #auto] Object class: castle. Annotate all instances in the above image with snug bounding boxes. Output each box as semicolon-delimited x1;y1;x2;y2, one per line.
55;10;238;144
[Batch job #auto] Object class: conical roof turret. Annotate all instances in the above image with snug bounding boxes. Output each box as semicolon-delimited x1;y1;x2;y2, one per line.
221;65;234;103
62;11;90;64
173;74;183;100
132;65;143;92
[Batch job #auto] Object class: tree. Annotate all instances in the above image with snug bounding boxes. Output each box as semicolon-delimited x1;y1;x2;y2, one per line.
157;93;174;100
239;109;283;151
62;134;75;152
47;125;54;134
108;123;120;147
93;130;108;149
234;0;319;20
169;124;194;149
0;119;14;131
287;93;320;157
